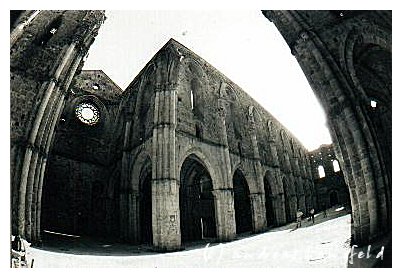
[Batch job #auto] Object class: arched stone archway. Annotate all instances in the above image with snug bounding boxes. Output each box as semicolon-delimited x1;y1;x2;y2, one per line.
263;10;391;244
233;169;252;234
179;154;217;243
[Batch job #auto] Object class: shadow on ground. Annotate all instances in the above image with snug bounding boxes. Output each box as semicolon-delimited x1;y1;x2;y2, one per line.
36;205;351;257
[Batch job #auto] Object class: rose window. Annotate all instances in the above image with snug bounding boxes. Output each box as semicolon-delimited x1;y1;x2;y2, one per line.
75;103;100;125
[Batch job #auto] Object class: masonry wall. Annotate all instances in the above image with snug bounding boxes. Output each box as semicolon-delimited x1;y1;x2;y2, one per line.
116;39;316;250
42;70;123;238
263;10;391;244
10;10;106;242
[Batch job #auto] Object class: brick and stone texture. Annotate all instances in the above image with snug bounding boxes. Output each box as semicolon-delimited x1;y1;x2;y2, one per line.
41;70;123;238
10;10;106;243
113;39;315;250
263;10;391;244
11;10;390;252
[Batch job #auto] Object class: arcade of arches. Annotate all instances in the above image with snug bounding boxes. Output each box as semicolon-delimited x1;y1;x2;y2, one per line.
10;10;391;253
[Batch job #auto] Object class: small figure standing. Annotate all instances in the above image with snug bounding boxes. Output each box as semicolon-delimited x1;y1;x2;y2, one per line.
296;209;303;228
310;208;315;224
323;205;327;218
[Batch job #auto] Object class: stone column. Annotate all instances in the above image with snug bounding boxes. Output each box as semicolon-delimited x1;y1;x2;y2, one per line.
10;10;41;47
247;112;267;232
283;153;297;221
267;134;286;226
249;193;266;233
151;88;181;251
119;118;132;241
212;189;235;242
213;99;236;241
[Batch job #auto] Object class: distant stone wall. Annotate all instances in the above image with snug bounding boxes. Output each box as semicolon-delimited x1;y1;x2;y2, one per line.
309;144;351;211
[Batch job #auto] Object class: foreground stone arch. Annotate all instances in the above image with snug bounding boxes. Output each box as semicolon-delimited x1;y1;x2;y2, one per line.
263;10;391;244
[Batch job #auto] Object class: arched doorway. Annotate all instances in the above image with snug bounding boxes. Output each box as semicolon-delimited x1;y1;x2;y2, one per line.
329;191;339;207
263;173;275;226
139;166;152;244
179;155;217;243
233;169;252;234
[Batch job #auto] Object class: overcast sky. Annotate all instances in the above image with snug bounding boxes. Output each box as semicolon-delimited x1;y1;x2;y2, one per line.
83;10;332;151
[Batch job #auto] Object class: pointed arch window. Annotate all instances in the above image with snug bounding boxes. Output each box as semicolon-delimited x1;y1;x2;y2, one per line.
190;90;194;110
333;160;340;172
318;165;325;178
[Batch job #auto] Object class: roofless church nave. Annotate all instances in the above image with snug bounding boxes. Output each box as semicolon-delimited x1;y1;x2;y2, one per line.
10;10;391;264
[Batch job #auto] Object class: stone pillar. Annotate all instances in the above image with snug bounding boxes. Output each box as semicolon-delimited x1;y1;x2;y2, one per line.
213;189;236;241
283;153;297;221
151;88;181;251
247;110;267;232
213;98;236;241
267;134;286;226
127;192;140;243
249;193;266;233
119;118;132;241
10;10;41;48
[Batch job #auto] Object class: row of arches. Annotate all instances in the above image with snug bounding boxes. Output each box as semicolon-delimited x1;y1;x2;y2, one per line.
135;154;279;245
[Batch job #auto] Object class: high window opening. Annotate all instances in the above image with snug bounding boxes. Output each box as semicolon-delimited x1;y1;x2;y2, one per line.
333;160;340;172
195;124;203;139
318;165;325;178
190;90;194;110
36;15;62;46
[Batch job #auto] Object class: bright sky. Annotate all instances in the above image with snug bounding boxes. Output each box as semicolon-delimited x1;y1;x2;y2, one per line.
83;10;332;151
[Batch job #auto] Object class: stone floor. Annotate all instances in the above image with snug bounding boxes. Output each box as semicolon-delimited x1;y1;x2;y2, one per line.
20;206;385;268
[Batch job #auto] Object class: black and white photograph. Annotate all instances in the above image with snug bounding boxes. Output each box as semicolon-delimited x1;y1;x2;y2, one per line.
6;1;396;270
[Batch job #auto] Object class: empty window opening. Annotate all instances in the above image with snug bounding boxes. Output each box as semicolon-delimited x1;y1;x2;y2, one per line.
318;165;325;178
190;90;194;110
195;124;203;139
333;160;340;172
238;142;243;157
36;16;62;46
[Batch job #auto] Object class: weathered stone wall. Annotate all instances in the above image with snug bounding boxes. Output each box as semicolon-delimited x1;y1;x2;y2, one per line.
263;10;391;244
118;39;315;250
41;69;123;238
10;10;106;242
